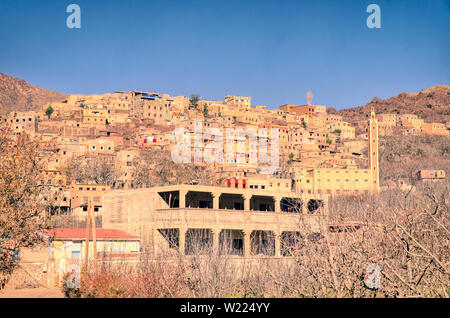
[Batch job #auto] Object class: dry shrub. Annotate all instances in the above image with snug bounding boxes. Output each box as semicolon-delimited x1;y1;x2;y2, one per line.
63;259;188;298
64;179;448;298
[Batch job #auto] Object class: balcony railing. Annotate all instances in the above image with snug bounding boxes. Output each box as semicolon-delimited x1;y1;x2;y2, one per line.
154;208;325;231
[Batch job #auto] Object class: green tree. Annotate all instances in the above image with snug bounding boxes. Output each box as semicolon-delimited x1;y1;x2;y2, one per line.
301;121;307;129
326;138;333;145
288;152;294;163
45;106;54;118
333;129;342;135
189;94;200;109
203;103;209;117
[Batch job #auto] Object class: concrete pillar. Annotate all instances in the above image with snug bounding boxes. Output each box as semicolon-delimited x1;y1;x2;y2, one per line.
212;192;220;210
179;190;186;208
212;228;220;253
244;230;251;257
179;228;187;254
243;194;250;211
47;260;55;287
274;232;281;257
274;196;281;213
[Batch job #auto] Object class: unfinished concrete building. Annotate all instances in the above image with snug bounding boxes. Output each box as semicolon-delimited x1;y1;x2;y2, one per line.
102;184;328;257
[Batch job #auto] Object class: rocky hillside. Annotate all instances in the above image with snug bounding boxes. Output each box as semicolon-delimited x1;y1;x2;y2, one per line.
328;85;450;124
0;72;66;115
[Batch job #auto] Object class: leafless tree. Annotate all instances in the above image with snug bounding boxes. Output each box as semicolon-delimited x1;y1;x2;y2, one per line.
65;155;120;187
0;131;54;289
132;149;225;188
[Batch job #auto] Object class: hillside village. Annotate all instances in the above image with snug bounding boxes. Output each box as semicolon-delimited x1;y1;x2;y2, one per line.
1;86;449;224
0;0;448;299
0;83;449;293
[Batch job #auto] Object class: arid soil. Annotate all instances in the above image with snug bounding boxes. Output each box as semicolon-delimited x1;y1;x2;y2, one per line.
0;284;64;298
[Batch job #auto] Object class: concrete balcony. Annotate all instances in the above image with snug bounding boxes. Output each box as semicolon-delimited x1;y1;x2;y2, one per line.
154;207;326;233
102;184;328;257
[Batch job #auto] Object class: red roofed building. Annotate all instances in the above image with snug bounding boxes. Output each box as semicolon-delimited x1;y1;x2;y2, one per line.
36;228;141;261
17;228;141;287
33;228;139;263
44;228;140;241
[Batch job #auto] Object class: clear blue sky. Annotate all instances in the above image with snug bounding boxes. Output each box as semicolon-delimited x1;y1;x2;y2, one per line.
0;0;448;109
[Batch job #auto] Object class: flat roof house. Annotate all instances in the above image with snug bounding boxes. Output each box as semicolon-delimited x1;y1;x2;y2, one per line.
103;184;328;258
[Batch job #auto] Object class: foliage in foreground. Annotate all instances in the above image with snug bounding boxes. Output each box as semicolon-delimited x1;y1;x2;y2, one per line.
64;180;449;298
0;132;53;288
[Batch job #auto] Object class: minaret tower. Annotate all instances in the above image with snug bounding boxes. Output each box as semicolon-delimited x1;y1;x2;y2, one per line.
368;107;380;194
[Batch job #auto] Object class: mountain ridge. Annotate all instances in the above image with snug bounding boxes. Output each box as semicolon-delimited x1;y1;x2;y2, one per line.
0;72;67;115
1;73;448;125
327;85;450;124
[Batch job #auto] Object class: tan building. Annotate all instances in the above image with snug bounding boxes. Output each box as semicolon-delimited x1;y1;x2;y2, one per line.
417;170;446;181
103;184;328;257
327;121;355;140
225;176;292;193
377;114;397;126
82;108;108;128
398;114;424;129
293;168;373;196
225;95;251;111
87;138;115;154
422;123;448;136
279;104;326;116
1;111;37;136
69;184;112;220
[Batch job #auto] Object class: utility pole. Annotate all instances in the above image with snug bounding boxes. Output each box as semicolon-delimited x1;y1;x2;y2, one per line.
84;197;97;272
91;196;97;269
84;198;91;273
